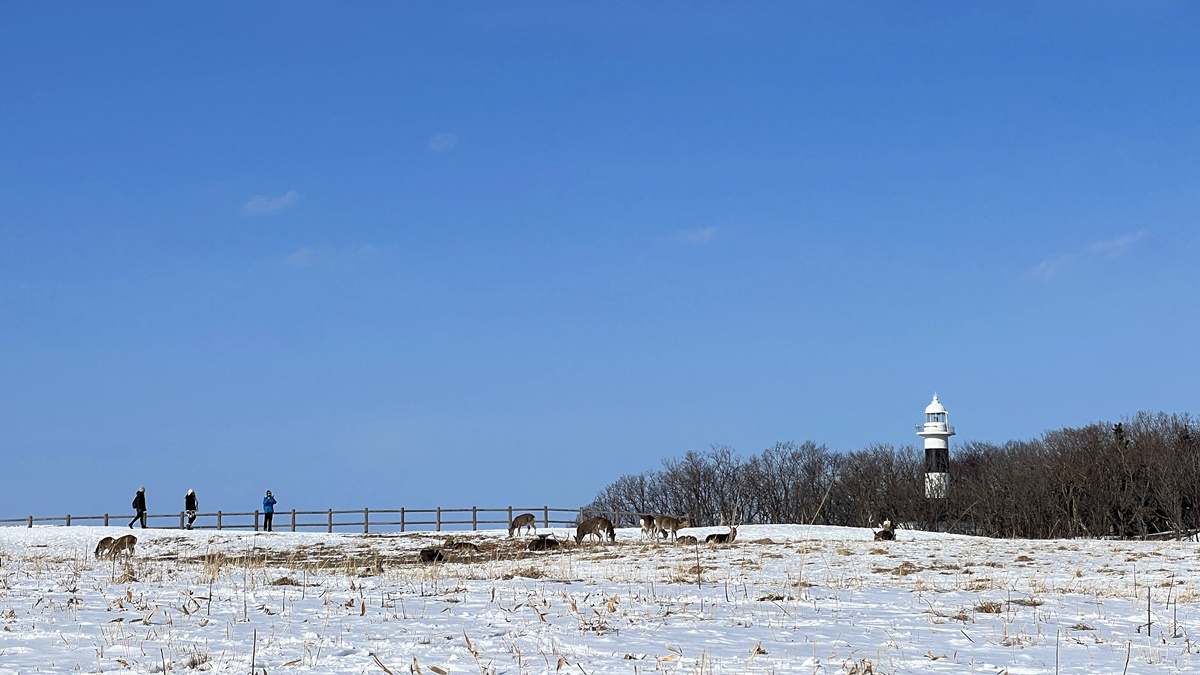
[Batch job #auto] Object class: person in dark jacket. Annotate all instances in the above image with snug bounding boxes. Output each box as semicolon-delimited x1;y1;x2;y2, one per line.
184;489;198;530
263;490;277;532
129;487;147;528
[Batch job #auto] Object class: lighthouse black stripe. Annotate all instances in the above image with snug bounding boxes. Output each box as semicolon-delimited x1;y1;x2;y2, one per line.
925;447;949;473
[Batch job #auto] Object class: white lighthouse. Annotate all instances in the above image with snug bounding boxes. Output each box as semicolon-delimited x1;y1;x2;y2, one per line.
916;394;954;499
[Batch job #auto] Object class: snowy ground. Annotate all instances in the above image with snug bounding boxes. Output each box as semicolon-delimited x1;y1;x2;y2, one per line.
2;524;1199;673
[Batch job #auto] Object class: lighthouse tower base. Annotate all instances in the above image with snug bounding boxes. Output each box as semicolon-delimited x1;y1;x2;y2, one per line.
925;472;949;499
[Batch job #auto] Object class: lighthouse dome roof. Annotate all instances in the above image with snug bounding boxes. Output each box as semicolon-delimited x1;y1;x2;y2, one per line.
925;394;946;415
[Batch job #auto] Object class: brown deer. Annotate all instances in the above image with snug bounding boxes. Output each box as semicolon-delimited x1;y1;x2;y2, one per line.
528;534;560;551
705;526;737;545
638;514;657;540
873;519;895;541
94;536;115;559
675;535;698;545
508;513;537;538
106;534;137;558
574;516;616;544
655;515;690;541
443;537;480;553
418;548;446;563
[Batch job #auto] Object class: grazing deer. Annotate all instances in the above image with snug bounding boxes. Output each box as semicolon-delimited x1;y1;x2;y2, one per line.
656;515;690;541
574;516;616;544
418;548;446;563
443;537;480;553
94;536;115;559
873;519;895;541
638;514;657;540
508;513;537;538
528;534;560;551
675;535;698;545
705;526;737;545
107;534;137;558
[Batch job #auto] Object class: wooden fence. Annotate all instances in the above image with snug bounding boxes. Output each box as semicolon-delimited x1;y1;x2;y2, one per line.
0;506;585;534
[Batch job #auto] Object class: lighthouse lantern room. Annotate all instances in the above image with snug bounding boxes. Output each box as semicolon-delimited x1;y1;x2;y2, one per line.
916;394;954;499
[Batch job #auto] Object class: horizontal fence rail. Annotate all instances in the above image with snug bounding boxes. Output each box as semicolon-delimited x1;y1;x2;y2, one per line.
0;506;586;534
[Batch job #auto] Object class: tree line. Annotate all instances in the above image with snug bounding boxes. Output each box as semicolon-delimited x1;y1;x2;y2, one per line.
586;412;1200;539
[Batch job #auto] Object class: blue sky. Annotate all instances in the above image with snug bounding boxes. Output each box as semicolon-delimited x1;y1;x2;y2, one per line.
2;4;1197;518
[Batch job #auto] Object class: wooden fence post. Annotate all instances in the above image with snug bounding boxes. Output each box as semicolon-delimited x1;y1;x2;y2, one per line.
543;505;549;528
364;508;369;534
436;507;442;532
472;506;478;531
104;513;110;526
578;507;584;523
217;511;222;530
254;510;260;532
27;516;32;528
507;506;513;529
291;509;296;532
66;514;71;526
400;507;405;532
327;509;333;533
179;512;185;529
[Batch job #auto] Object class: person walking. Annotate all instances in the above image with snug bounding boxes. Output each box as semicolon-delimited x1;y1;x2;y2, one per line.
263;490;277;532
184;489;198;530
129;487;147;528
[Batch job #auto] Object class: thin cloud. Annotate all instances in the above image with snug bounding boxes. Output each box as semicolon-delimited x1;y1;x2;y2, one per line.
285;244;378;268
678;226;718;246
1088;230;1146;257
286;248;316;267
242;190;300;216
429;133;457;152
1024;257;1067;283
1025;230;1146;283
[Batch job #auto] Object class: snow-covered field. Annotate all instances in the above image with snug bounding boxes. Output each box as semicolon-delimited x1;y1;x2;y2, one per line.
2;523;1199;674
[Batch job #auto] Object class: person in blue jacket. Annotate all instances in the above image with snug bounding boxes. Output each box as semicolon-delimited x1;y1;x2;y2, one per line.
263;490;277;532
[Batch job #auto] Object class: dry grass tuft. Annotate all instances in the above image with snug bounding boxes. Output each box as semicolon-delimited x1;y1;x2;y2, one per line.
964;577;999;591
501;566;546;580
875;561;921;576
974;600;1003;613
669;564;709;584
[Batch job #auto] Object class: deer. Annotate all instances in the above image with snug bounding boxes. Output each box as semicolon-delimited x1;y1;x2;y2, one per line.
508;513;537;538
528;534;561;551
873;519;895;541
106;534;137;558
94;536;115;559
418;548;446;563
702;485;743;546
443;537;480;553
655;515;690;541
675;535;698;545
705;526;737;545
574;516;616;544
638;514;657;540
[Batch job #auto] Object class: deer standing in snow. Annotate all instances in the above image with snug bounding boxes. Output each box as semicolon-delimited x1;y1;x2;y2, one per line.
508;513;536;537
574;516;616;544
638;514;657;540
655;515;690;541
